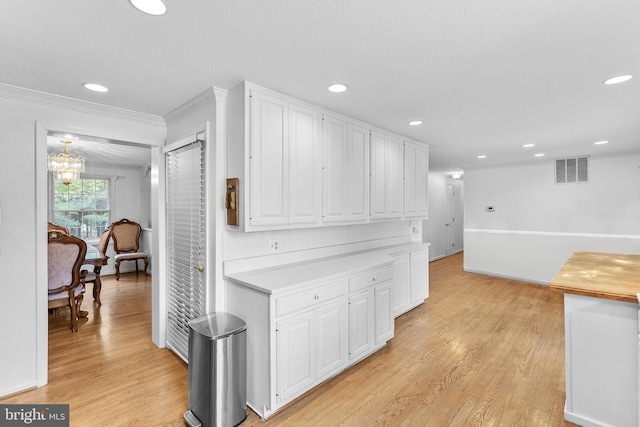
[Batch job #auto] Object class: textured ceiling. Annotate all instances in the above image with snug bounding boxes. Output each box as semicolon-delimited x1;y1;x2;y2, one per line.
3;0;640;172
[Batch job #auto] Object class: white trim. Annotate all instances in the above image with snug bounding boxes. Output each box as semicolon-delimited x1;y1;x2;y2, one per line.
35;123;48;387
214;88;228;312
163;87;215;124
464;228;640;240
463;268;550;286
0;83;164;127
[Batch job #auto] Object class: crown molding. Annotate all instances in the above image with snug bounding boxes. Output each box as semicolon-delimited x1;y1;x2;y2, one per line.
0;83;166;128
164;86;227;123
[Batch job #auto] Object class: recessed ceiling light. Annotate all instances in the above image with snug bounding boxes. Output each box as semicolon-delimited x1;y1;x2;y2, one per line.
408;120;423;126
534;153;545;157
83;83;109;93
477;155;487;159
604;75;633;85
327;83;348;93
594;140;609;145
522;144;535;148
129;0;167;15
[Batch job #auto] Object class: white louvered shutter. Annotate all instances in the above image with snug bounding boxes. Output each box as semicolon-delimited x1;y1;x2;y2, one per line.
165;140;206;361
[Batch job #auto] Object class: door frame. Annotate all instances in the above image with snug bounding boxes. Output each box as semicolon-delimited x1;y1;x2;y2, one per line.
35;121;163;386
444;182;455;257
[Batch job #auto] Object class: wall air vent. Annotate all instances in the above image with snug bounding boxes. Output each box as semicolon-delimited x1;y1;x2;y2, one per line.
555;156;589;184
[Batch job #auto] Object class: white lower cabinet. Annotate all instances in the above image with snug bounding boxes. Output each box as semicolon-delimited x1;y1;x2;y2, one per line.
348;290;374;361
374;283;393;344
276;295;347;403
392;246;430;317
410;248;429;305
226;256;394;420
348;266;394;361
392;254;410;315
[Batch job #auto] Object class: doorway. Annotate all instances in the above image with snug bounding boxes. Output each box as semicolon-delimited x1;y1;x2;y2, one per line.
37;122;161;386
444;183;455;257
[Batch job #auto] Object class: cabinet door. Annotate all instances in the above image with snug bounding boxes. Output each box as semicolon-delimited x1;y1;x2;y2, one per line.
410;248;429;304
392;254;410;317
276;311;315;402
322;114;348;223
404;142;429;218
348;290;374;360
369;132;387;219
249;90;288;226
386;136;404;218
289;103;322;225
316;299;348;380
374;283;394;345
370;131;403;219
346;123;369;221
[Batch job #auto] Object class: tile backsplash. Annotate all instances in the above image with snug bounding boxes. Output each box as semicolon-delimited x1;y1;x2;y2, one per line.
223;221;417;261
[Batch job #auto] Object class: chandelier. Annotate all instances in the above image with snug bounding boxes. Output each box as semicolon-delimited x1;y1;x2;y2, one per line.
48;140;85;185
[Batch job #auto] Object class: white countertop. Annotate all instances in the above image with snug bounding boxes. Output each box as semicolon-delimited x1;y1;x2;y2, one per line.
224;241;430;295
225;250;395;295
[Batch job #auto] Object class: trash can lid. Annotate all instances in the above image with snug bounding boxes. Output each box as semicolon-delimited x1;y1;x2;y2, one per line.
188;312;246;339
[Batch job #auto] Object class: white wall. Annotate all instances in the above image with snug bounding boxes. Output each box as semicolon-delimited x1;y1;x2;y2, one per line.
464;154;640;284
0;86;165;398
422;173;464;260
223;221;413;261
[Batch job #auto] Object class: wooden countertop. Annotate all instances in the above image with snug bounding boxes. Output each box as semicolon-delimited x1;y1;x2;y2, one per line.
550;251;640;303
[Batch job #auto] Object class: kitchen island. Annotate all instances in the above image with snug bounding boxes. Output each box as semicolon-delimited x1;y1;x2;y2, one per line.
551;251;640;427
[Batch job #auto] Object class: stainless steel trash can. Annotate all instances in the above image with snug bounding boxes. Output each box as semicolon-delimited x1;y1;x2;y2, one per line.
184;312;247;427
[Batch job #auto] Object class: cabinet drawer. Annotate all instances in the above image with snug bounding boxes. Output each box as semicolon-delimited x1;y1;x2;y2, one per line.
276;280;345;318
349;267;393;293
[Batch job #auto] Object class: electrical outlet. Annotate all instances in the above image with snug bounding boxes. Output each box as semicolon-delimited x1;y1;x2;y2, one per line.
268;240;279;252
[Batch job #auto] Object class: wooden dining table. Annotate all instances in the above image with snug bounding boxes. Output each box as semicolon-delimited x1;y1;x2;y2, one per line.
83;243;109;306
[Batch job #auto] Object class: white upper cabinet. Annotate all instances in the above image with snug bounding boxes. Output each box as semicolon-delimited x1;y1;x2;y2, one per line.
288;102;322;225
322;114;369;224
370;131;403;220
248;89;289;227
227;82;428;231
346;123;370;221
404;141;429;219
322;114;348;223
227;83;323;231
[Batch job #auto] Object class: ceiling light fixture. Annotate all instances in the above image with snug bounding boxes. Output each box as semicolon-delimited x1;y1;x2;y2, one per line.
83;83;109;93
129;0;167;16
48;140;85;185
523;144;535;148
451;172;462;179
594;140;609;145
327;83;348;93
534;153;545;157
604;75;633;85
408;120;423;126
477;155;487;159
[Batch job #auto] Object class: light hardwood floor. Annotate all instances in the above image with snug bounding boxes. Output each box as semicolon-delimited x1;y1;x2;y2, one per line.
1;253;576;426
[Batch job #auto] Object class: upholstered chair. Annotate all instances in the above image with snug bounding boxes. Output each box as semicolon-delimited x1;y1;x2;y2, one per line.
48;231;88;332
110;218;149;280
82;228;111;305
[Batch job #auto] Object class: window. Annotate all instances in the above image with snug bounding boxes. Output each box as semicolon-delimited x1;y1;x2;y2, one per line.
51;177;111;241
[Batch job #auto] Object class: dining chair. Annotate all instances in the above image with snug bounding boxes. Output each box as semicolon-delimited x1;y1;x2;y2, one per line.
48;231;88;332
82;228;111;305
110;218;149;280
47;222;70;235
